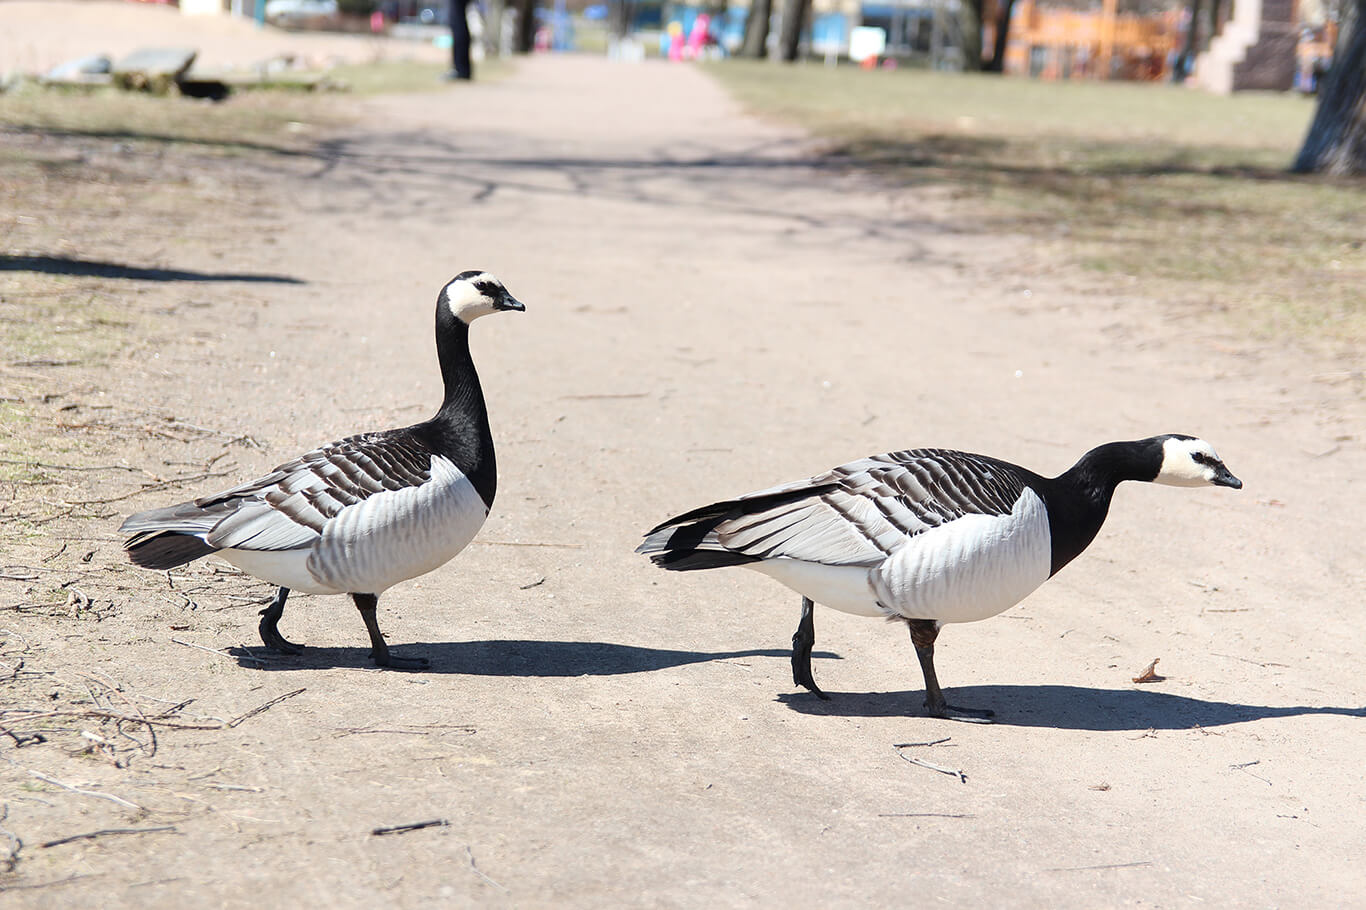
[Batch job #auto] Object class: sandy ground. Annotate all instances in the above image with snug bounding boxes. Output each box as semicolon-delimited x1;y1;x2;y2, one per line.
0;0;445;74
3;42;1366;909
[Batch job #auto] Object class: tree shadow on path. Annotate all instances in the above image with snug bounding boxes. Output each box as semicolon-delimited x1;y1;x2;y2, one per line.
777;684;1366;731
228;638;839;677
0;254;305;284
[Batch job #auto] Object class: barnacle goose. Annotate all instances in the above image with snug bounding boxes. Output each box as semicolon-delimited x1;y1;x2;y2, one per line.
120;271;525;669
638;435;1241;721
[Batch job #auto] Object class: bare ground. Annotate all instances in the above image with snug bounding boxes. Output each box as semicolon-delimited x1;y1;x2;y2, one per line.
3;49;1365;908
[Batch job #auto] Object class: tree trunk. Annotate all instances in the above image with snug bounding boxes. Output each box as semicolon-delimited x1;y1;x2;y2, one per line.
740;0;773;58
959;0;984;70
1293;0;1366;174
608;0;634;38
448;0;473;79
485;0;505;56
512;0;537;53
983;0;1016;71
1171;0;1203;83
777;0;810;61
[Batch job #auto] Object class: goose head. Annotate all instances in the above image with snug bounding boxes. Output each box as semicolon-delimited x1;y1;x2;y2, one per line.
440;271;526;324
1152;435;1242;489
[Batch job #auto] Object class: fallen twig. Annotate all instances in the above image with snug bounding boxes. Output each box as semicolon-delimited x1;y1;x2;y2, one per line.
171;637;265;666
41;826;176;849
877;812;975;818
892;737;951;748
1;709;225;731
895;751;967;783
518;576;546;590
1045;861;1152;872
476;540;583;550
466;845;508;891
371;819;449;836
1230;760;1272;786
226;688;306;728
27;770;143;811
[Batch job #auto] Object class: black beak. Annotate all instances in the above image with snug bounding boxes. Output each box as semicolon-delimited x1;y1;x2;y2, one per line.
497;294;526;313
1212;465;1242;489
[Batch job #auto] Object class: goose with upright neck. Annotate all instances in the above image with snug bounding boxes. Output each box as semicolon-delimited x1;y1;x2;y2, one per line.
639;434;1241;721
121;271;525;669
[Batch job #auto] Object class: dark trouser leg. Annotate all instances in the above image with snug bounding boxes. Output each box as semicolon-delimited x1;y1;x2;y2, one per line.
791;597;829;700
907;619;993;723
258;586;302;654
353;593;429;670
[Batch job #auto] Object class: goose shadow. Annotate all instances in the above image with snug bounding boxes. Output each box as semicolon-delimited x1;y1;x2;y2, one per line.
776;684;1366;731
227;638;839;677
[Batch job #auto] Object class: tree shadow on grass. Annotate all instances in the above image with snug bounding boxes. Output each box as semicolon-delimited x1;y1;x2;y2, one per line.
228;638;839;677
777;684;1366;731
0;254;305;284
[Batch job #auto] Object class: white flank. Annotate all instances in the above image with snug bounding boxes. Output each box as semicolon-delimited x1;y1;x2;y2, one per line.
217;547;337;595
870;487;1051;623
751;560;885;617
214;457;488;596
306;455;488;594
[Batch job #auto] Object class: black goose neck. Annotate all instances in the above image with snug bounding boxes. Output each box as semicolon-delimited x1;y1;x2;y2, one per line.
1058;440;1161;496
423;313;498;509
435;318;486;423
1039;440;1158;577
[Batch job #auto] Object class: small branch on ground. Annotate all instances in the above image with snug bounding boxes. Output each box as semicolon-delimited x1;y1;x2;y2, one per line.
371;819;449;836
894;748;967;783
466;845;508;891
40;826;177;849
226;688;306;728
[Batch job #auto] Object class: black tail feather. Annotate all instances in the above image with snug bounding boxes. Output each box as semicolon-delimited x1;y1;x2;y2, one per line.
126;533;216;571
649;548;759;571
639;483;837;572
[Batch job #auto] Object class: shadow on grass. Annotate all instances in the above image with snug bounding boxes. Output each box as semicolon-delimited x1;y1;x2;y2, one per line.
776;684;1366;731
819;133;1307;184
228;638;840;676
0;254;305;284
5;123;313;158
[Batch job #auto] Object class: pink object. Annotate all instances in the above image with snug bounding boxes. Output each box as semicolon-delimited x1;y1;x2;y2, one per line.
686;13;710;58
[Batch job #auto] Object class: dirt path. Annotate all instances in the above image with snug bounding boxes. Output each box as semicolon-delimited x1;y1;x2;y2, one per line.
4;55;1365;907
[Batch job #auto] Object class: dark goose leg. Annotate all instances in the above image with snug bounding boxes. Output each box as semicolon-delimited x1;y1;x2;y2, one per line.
258;586;303;654
792;597;830;700
907;619;993;723
353;593;429;670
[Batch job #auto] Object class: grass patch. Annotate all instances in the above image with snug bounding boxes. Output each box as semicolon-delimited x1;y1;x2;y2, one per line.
0;81;323;156
708;61;1366;349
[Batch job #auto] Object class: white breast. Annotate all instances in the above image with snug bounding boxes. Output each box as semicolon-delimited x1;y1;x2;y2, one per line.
871;487;1051;623
305;455;489;594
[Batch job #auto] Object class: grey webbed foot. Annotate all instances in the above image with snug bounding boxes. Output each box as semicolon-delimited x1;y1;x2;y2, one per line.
925;698;996;724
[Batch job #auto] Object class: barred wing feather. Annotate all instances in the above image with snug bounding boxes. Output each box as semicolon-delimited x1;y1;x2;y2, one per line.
125;431;436;554
715;450;1029;567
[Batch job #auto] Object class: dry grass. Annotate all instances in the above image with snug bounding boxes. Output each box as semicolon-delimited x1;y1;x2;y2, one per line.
709;61;1366;350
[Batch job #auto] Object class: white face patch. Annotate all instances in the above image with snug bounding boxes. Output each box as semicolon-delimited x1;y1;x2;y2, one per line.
444;272;503;323
1155;436;1223;487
